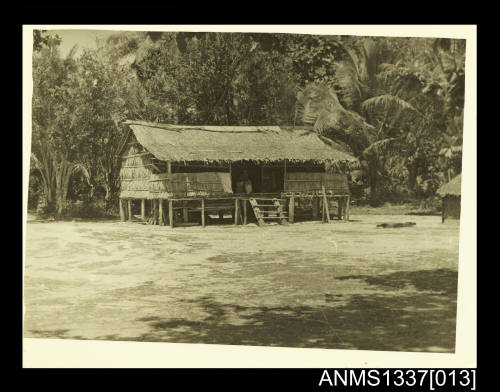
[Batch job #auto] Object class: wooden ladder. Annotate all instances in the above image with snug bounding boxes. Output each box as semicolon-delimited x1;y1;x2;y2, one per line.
249;198;288;226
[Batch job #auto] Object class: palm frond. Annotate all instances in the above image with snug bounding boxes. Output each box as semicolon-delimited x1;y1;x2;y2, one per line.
30;153;42;171
360;39;378;84
70;163;91;185
66;44;79;60
361;95;421;117
313;110;336;134
335;61;364;107
295;83;377;156
363;137;400;158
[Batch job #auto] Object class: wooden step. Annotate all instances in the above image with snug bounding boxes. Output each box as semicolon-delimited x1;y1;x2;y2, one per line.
249;197;288;226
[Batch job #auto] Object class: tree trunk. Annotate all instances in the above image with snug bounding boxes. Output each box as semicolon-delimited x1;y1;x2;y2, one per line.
104;184;111;202
34;155;56;210
54;160;72;217
103;168;118;211
367;160;379;205
43;182;54;209
55;164;66;216
407;162;418;198
104;183;112;210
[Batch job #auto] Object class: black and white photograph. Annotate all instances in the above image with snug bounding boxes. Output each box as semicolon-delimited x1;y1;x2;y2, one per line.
22;25;476;367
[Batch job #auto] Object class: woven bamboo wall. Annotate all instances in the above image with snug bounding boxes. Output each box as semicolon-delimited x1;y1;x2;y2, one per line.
149;172;233;198
284;172;349;194
323;173;350;194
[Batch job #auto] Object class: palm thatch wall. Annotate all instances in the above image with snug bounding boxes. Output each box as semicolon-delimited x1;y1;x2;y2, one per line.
438;174;461;221
119;144;155;199
437;174;462;197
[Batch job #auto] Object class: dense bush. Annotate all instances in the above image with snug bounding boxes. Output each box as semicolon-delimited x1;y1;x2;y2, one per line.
35;198;54;218
417;196;442;214
59;200;112;219
28;173;43;211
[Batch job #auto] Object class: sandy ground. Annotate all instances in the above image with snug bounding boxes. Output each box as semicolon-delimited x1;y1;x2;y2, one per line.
23;214;460;352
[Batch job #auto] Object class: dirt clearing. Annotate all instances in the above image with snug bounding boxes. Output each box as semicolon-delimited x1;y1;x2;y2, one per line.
23;214;460;352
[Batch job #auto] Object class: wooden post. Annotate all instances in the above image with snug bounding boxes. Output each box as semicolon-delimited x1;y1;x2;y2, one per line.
325;197;331;223
219;210;224;222
201;199;205;227
159;199;164;225
322;186;331;223
345;195;350;221
152;199;157;224
141;199;146;221
127;200;133;221
312;197;319;220
234;198;240;225
243;199;247;225
337;197;343;220
283;160;287;192
289;196;295;223
149;199;153;223
119;199;126;222
183;207;189;223
167;161;172;174
442;198;445;223
169;200;174;228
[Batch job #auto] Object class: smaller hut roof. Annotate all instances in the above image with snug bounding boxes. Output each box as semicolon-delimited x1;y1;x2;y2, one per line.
437;174;462;197
122;120;358;165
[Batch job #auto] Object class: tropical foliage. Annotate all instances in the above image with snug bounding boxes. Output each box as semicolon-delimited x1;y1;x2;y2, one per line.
29;30;465;216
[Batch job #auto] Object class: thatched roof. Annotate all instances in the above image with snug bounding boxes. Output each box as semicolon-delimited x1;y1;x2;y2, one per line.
123;120;358;165
437;174;462;197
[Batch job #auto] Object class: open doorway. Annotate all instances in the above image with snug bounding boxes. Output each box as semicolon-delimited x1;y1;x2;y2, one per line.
231;162;262;194
231;162;285;194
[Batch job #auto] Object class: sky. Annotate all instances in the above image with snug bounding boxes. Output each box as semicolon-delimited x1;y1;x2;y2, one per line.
46;29;120;56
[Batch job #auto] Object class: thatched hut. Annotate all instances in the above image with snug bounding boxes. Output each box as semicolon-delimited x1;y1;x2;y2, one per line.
437;174;462;222
118;120;359;227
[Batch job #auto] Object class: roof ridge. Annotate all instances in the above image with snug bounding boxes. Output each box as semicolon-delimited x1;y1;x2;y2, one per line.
124;120;283;133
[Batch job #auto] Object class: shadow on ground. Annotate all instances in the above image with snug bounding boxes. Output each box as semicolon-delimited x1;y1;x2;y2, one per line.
336;268;458;295
126;268;457;352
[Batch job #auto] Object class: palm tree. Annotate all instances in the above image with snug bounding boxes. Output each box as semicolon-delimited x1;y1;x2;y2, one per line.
296;38;430;202
296;83;390;203
31;38;91;216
